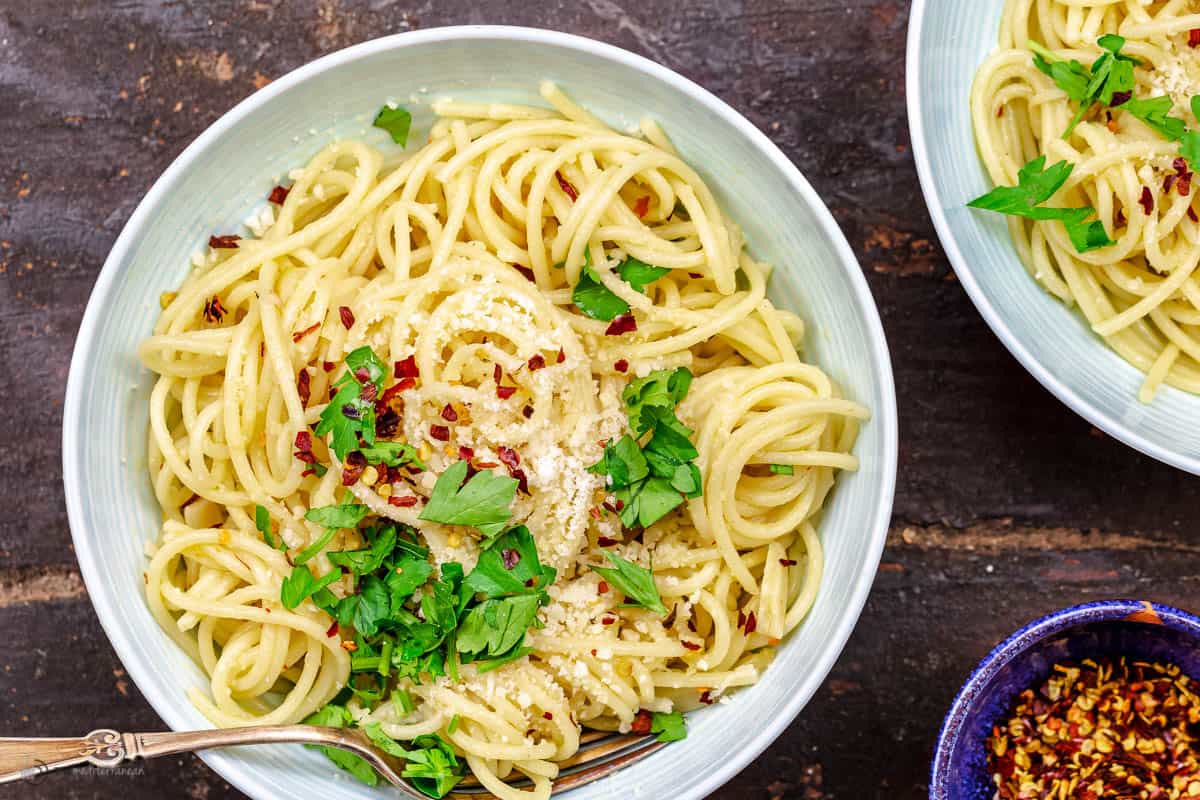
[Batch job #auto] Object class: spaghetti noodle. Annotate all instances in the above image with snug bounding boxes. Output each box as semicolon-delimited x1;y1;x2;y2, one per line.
138;82;866;798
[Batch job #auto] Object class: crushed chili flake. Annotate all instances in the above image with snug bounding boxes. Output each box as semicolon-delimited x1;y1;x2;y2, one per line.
326;621;339;638
601;615;616;625
555;171;579;202
497;385;517;400
698;690;715;705
528;354;546;371
458;446;475;461
268;185;290;204
292;322;320;343
338;306;355;329
688;272;702;279
1140;186;1154;216
430;424;450;441
557;348;565;364
1111;91;1132;108
208;234;240;249
633;195;650;218
631;710;653;735
597;580;609;594
441;404;458;422
597;536;618;547
1116;208;1128;228
589;506;601;520
382;377;415;404
510;467;530;495
322;360;336;372
342;463;364;486
543;712;553;721
1191;28;1200;48
493;363;502;384
202;295;227;323
296;370;311;406
475;461;499;469
514;264;536;282
987;656;1200;800
502;549;520;569
996;105;1005;118
497;446;520;469
681;640;702;651
388;495;418;508
522;405;534;419
394;355;419;379
614;359;629;373
605;314;637;336
744;612;757;634
780;558;798;567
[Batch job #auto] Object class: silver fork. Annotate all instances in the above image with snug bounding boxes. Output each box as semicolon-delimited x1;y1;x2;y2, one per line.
0;725;663;797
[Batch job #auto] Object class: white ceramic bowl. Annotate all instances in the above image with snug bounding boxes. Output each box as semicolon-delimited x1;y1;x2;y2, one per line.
908;1;1200;474
63;26;897;800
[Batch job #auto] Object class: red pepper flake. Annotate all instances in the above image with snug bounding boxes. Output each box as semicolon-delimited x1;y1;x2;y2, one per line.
342;463;364;486
605;314;637;336
268;185;290;204
294;430;314;462
614;359;629;373
202;295;227;323
292;322;320;343
543;712;553;721
698;690;715;705
602;500;621;514
493;363;502;384
601;615;616;625
597;580;609;594
458;445;475;461
475;461;499;468
326;621;339;638
744;612;757;634
1190;28;1200;48
360;382;377;403
497;385;517;400
630;710;653;735
996;105;1005;118
497;446;520;469
681;640;701;651
514;264;536;282
1190;207;1198;223
597;536;618;547
528;354;546;371
511;467;530;495
297;370;311;406
502;549;520;569
633;195;650;218
1115;208;1127;228
388;495;418;507
1139;186;1154;216
589;507;601;520
430;424;450;441
208;234;241;249
380;378;414;405
394;355;418;379
555;171;578;202
338;306;355;329
688;272;702;279
322;360;335;372
556;348;565;364
1110;91;1132;108
441;404;458;422
780;558;798;566
522;405;534;419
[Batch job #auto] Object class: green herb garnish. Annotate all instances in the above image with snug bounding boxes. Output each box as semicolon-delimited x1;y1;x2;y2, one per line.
418;460;518;539
373;105;413;147
1121;95;1186;141
967;156;1115;254
650;710;687;742
281;564;341;610
315;346;387;462
768;464;795;476
1030;35;1139;138
1181;97;1200;170
572;254;671;322
589;551;667;615
254;503;284;550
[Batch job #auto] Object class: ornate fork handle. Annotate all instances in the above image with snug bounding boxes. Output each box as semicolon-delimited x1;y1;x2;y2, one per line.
0;725;362;786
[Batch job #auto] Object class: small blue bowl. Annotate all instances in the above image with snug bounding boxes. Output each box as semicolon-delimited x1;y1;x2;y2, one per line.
930;599;1200;800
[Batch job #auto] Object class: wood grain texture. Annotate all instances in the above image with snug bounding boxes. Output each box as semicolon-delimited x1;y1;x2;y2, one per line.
0;1;1197;798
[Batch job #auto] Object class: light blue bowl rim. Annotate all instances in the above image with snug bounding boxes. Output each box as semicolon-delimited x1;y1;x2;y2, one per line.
905;0;1200;476
62;24;899;800
929;598;1200;797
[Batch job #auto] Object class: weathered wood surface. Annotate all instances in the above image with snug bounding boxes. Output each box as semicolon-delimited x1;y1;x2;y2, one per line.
0;1;1197;798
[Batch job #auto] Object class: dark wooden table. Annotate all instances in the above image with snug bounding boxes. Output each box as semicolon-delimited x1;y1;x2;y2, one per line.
2;1;1197;797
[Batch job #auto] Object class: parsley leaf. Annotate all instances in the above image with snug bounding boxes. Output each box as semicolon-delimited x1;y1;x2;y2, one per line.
456;594;543;661
1181;97;1200;170
650;710;687;743
461;526;556;598
281;564;341;609
587;435;649;489
304;704;380;786
1029;35;1138;137
254;504;284;550
373;105;412;147
1121;95;1186;141
590;551;667;615
967;156;1115;254
294;494;370;565
418;461;518;539
623;368;693;435
572;253;671;321
398;733;464;799
387;555;434;606
353;575;391;637
358;441;426;469
328;526;397;575
315;346;386;461
769;464;795;476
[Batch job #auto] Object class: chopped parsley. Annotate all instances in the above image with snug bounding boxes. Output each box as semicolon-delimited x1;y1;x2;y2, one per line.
1180;97;1200;170
1030;35;1139;138
373;105;413;147
315;346;387;462
590;551;667;615
254;503;284;550
572;253;671;322
418;460;518;540
967;156;1115;254
358;440;425;469
1120;95;1186;141
588;368;703;528
768;464;795;476
650;710;687;742
294;493;370;565
281;564;341;610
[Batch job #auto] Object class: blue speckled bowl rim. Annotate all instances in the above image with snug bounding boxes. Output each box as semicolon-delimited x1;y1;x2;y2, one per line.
929;599;1200;799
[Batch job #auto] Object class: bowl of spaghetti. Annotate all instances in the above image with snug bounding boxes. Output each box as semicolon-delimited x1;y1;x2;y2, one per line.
63;26;896;800
909;0;1200;474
